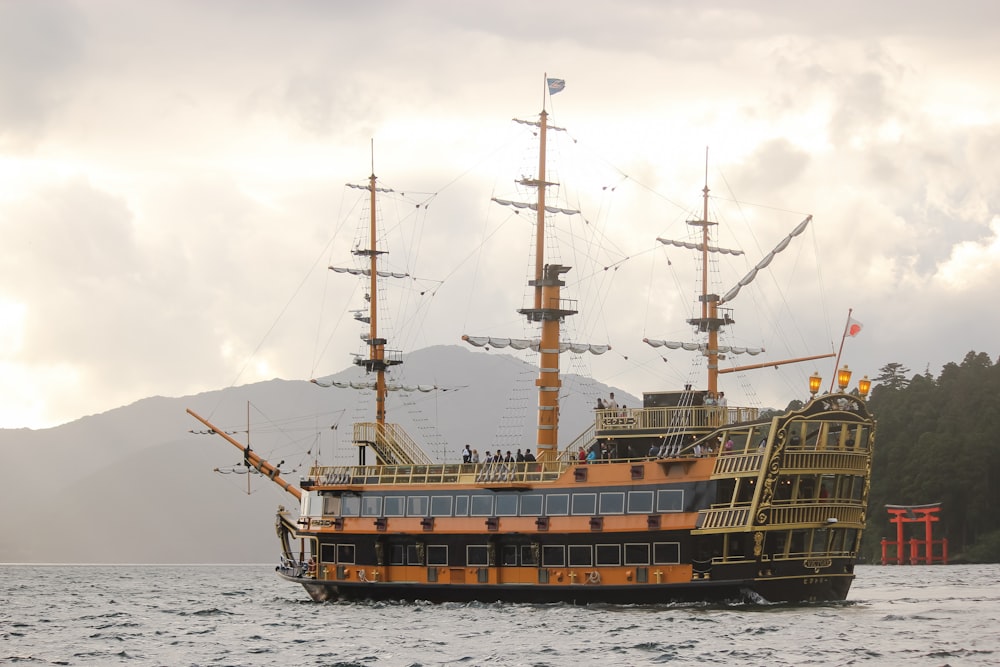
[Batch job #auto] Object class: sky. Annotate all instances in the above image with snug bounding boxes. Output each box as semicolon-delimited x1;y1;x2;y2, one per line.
2;0;999;430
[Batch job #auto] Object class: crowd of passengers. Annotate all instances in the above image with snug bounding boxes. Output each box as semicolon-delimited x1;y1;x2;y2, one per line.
461;445;536;465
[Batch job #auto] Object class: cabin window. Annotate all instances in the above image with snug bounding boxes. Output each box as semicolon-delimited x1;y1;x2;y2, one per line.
322;495;341;516
389;544;405;565
341;496;361;517
546;494;570;516
427;545;448;566
627;491;654;514
568;545;593;567
361;496;382;517
430;496;453;517
656;489;684;513
495;494;518;516
320;543;337;563
542;545;566;567
624;543;650;565
337;544;356;564
501;545;518;566
384;496;405;517
596;544;621;566
470;495;494;517
467;545;489;566
571;493;597;516
406;544;423;565
520;545;538;566
520;494;544;516
454;495;470;516
653;542;680;564
406;496;429;517
599;492;625;515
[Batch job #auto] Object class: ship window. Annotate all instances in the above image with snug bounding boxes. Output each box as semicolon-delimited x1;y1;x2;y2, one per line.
341;495;361;517
389;544;405;565
427;545;448;566
501;545;518;566
656;489;683;512
571;493;597;516
406;496;429;517
624;543;650;565
470;495;494;516
430;496;453;517
520;494;543;516
596;544;621;566
653;542;680;564
627;491;654;514
496;494;518;516
521;545;538;566
542;545;566;567
454;495;470;516
568;545;593;567
467;545;489;566
546;494;569;516
406;544;422;565
599;492;625;514
320;543;337;564
322;495;340;516
384;496;405;517
361;496;382;517
337;544;356;564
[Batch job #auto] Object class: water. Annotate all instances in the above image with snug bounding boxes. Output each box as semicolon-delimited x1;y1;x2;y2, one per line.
2;564;998;666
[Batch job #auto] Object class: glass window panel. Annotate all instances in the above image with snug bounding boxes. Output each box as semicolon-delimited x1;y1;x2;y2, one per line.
496;495;518;516
520;545;538;566
520;494;543;516
568;545;593;566
427;545;448;566
430;496;453;517
341;496;361;517
599;492;625;514
320;543;337;564
542;545;565;567
337;544;356;564
596;544;621;566
361;496;382;517
501;545;518;566
406;544;422;565
384;496;405;517
624;543;650;565
454;495;470;516
656;489;684;512
628;491;654;514
546;494;569;516
467;545;489;566
470;495;494;516
572;493;597;516
389;544;405;565
406;496;429;517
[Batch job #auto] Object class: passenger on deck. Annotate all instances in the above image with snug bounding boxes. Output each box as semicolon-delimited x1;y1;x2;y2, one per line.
462;444;472;463
524;449;536;462
648;443;659;458
586;448;597;464
578;447;587;462
472;449;480;463
516;449;525;462
605;392;619;411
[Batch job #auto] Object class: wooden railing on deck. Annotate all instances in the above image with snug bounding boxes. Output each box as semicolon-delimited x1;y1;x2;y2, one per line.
595;405;760;432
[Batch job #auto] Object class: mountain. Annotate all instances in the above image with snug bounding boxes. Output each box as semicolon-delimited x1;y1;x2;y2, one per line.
0;345;636;563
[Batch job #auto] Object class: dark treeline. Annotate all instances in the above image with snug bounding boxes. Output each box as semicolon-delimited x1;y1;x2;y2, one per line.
857;351;1000;563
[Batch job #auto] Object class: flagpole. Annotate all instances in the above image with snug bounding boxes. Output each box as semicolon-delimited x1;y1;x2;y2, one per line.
828;307;853;393
542;71;547;111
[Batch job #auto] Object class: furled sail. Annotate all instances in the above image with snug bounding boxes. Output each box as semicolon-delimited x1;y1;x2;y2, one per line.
329;266;409;279
492;198;580;216
656;238;745;256
310;379;442;392
463;335;610;355
643;338;765;355
719;215;812;304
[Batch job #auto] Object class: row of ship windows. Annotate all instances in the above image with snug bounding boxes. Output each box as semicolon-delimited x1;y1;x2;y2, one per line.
319;542;682;568
325;489;685;518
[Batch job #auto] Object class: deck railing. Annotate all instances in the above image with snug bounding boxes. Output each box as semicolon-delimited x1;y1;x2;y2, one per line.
594;405;760;432
307;461;570;487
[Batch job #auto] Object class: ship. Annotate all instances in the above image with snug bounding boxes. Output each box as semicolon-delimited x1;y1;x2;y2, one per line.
188;82;876;604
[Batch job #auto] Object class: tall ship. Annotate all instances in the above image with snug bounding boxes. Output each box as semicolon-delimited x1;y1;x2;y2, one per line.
189;82;875;604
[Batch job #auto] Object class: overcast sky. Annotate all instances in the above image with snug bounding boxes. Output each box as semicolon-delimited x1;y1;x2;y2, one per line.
2;0;998;429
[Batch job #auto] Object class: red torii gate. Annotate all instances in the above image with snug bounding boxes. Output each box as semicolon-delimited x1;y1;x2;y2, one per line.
881;503;948;565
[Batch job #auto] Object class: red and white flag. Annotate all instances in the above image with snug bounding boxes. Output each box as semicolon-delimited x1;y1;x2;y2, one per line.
847;317;863;337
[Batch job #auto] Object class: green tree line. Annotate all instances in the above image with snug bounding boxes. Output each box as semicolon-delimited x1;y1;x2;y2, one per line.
858;351;1000;563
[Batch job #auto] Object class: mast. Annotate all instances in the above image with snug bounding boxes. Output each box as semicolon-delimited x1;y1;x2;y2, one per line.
516;105;576;462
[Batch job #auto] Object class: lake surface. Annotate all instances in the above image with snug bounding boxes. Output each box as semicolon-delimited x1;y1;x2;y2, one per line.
3;563;998;665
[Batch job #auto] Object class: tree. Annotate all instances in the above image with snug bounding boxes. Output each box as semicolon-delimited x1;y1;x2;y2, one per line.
874;362;911;391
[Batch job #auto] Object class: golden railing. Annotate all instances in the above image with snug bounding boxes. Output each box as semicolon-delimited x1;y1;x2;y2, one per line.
307;461;570;487
780;451;871;474
594;405;760;432
353;422;433;466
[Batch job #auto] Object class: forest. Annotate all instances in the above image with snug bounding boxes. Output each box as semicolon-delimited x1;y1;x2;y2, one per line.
854;351;1000;563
